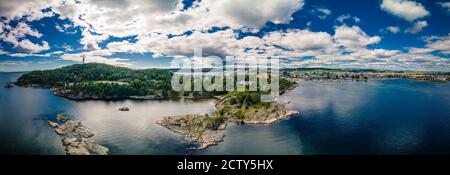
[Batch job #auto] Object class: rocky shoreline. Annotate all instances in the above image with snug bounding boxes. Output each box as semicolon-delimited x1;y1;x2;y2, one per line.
47;114;109;155
52;88;166;101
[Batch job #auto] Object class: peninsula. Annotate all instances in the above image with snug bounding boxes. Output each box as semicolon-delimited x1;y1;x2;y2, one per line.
15;63;176;100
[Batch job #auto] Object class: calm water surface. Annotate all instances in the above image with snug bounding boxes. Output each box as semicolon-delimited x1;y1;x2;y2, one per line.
1;72;449;154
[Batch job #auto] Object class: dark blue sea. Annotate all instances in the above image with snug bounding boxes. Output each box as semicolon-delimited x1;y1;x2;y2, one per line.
1;72;449;154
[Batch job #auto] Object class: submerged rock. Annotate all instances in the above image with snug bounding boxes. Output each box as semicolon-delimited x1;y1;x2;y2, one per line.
54;127;65;135
4;82;14;89
118;107;130;111
56;114;68;122
48;120;58;128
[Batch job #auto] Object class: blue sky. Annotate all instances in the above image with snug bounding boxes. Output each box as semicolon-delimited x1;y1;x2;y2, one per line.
0;0;449;72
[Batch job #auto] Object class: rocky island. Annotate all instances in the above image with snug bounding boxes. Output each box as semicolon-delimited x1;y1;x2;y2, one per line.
157;90;299;149
48;114;109;155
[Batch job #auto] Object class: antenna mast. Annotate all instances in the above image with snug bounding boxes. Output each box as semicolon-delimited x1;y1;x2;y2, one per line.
82;54;85;64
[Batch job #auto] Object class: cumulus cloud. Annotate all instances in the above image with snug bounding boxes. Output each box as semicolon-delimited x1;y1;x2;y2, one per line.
4;50;63;57
49;0;304;36
408;47;435;54
424;33;450;54
42;0;305;52
61;53;131;67
437;2;450;13
405;20;428;33
16;39;50;53
0;22;43;45
0;0;448;71
380;0;429;21
336;14;360;24
56;23;76;34
80;29;109;50
333;25;381;49
207;0;304;31
386;26;401;33
0;22;50;53
0;0;53;21
264;29;333;50
312;7;332;20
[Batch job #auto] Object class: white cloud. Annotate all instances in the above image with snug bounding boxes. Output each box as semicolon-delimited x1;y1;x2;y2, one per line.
0;0;448;71
44;0;304;51
5;50;63;57
206;0;304;31
264;29;333;50
62;44;74;52
135;29;247;58
408;47;434;54
386;26;401;33
405;20;428;33
333;25;381;49
11;22;42;38
0;60;30;66
16;39;50;53
56;23;76;34
106;40;146;54
49;0;304;36
437;2;450;12
313;8;332;20
425;33;450;54
0;22;4;33
0;22;43;45
60;53;132;67
336;14;360;24
0;22;50;53
0;0;53;21
80;29;109;50
380;0;429;21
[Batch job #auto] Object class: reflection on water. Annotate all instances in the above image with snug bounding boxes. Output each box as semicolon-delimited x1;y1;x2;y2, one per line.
280;80;450;154
1;73;450;154
67;99;217;155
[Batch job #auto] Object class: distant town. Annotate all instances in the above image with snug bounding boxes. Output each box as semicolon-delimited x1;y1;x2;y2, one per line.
283;68;449;82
